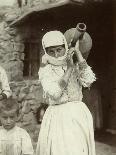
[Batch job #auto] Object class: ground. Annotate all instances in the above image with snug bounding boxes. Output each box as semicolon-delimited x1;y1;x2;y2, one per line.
95;131;116;155
96;142;116;155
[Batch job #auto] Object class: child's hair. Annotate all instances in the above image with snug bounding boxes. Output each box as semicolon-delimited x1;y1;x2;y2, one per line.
0;97;19;115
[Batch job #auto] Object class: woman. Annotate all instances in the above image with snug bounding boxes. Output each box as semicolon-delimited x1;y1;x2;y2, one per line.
36;31;96;155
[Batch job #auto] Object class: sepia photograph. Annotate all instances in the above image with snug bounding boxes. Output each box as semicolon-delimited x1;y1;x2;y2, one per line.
0;0;115;155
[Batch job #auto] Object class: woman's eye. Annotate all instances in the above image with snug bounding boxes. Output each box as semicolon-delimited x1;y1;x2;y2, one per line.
50;51;54;54
57;48;62;52
48;50;54;54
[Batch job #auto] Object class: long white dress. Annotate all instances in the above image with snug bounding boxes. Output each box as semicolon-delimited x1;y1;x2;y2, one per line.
36;62;96;155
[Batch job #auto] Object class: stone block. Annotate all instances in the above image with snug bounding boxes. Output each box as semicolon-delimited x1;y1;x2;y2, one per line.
13;43;24;52
22;101;31;113
3;52;20;61
0;22;5;34
20;53;25;60
6;60;23;72
14;35;23;42
0;54;5;63
18;92;27;102
25;93;36;100
7;28;18;36
5;13;18;23
21;86;30;94
5;63;23;81
9;70;24;81
0;33;11;41
0;41;14;52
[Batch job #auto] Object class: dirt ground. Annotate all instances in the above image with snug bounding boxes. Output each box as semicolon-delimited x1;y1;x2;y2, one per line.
96;142;116;155
95;131;116;155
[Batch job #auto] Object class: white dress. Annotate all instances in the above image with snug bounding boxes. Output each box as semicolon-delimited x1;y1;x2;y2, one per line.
36;62;96;155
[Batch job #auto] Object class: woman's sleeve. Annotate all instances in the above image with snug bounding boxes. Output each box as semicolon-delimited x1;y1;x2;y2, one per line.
38;67;63;100
0;67;12;98
77;60;96;88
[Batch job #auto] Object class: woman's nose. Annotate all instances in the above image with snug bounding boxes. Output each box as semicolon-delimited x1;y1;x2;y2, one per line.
54;51;59;58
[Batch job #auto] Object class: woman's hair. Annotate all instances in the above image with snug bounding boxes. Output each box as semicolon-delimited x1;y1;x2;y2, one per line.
0;97;19;115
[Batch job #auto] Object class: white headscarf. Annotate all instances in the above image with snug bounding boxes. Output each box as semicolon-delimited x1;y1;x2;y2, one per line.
42;31;69;66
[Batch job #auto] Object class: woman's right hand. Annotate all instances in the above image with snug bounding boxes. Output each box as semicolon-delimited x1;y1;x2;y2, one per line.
67;48;74;68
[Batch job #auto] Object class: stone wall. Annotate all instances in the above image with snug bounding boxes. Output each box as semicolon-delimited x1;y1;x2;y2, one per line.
0;7;44;133
10;80;43;146
0;20;24;81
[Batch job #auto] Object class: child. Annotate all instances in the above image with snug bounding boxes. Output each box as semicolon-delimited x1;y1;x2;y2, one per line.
36;31;96;155
0;98;34;155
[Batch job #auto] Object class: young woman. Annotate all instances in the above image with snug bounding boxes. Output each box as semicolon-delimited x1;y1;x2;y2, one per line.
36;31;96;155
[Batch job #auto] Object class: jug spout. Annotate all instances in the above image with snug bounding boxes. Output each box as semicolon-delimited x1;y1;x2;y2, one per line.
71;23;86;47
76;23;86;32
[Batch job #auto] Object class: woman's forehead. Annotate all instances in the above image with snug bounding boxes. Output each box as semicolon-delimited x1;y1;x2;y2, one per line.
46;45;65;50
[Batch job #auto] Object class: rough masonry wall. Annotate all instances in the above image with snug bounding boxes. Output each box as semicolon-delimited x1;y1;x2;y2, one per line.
0;8;44;137
0;21;24;81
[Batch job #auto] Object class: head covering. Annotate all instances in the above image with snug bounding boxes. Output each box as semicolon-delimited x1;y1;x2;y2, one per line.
42;31;69;66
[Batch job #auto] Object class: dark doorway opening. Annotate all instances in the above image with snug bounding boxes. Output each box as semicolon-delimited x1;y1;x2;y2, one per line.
23;42;40;78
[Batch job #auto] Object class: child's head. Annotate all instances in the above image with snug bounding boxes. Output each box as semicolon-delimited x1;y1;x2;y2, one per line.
0;98;19;130
42;31;69;66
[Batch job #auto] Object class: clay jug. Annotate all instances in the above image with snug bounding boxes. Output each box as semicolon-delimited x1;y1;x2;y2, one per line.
64;23;92;60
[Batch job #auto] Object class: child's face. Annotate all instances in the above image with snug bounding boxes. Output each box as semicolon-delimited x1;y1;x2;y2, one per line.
46;45;66;58
0;110;17;130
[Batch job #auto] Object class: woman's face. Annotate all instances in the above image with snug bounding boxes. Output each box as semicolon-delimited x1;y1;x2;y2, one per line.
46;45;66;58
